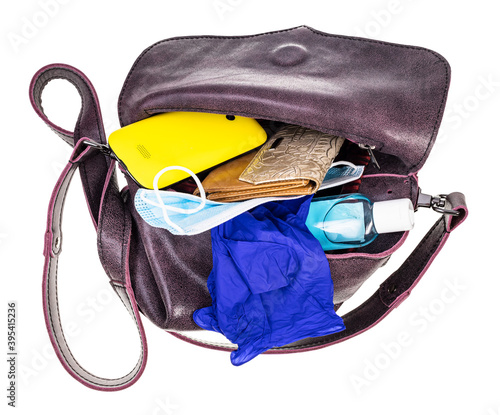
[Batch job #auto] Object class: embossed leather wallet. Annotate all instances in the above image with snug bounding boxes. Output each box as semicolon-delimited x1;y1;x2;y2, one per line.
197;125;344;202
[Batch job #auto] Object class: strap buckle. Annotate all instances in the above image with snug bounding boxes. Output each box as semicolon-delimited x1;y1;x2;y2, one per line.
417;189;460;216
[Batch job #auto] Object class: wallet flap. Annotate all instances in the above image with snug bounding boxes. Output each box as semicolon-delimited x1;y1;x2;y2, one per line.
195;149;312;201
239;125;344;192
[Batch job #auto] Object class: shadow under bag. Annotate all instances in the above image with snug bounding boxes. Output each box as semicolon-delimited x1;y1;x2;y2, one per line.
30;25;468;391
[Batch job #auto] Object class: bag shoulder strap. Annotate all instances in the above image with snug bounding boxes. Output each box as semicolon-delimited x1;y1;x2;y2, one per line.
32;65;148;391
42;139;148;391
30;63;111;226
274;192;468;351
31;65;467;391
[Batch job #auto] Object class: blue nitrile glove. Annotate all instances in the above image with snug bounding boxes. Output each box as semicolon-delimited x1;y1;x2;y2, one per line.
193;196;345;365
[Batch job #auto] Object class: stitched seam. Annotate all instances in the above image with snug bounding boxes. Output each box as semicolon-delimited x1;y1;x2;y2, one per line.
211;187;312;198
48;260;143;386
48;284;143;386
35;77;74;144
118;26;449;171
101;183;146;387
171;332;236;349
48;125;73;145
109;27;448;352
97;169;144;376
35;68;108;223
410;173;415;207
408;60;449;170
118;25;444;123
275;292;385;351
174;251;387;351
34;75;79;139
381;217;445;304
119;193;128;291
97;185;113;282
203;180;308;195
117;25;306;123
112;285;145;382
35;69;104;143
47;169;142;387
297;26;450;171
277;220;446;350
379;234;445;309
326;255;389;262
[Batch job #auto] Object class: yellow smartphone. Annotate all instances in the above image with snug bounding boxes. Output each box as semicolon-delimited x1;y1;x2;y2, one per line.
108;111;267;189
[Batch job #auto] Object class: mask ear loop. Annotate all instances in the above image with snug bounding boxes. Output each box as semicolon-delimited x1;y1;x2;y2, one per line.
141;166;206;235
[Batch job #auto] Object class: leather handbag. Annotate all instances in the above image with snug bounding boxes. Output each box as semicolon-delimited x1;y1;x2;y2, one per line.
30;25;468;391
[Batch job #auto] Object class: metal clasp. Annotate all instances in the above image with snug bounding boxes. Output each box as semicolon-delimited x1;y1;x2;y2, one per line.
358;143;381;170
417;189;460;216
82;140;118;160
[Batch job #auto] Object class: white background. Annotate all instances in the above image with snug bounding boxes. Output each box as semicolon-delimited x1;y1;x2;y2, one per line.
1;0;498;414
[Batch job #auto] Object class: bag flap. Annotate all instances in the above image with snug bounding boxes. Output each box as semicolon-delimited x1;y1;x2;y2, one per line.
118;25;450;173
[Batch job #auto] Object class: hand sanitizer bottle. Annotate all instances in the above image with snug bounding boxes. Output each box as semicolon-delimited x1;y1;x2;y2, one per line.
305;194;415;251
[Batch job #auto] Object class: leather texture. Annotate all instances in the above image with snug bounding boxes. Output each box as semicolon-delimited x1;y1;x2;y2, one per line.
30;64;112;225
195;151;313;202
30;26;466;391
118;25;450;173
171;194;467;353
39;136;467;384
197;125;343;202
239;125;344;193
41;138;148;391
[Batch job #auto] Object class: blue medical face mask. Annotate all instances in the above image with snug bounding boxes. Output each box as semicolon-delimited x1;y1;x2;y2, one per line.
134;166;298;235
